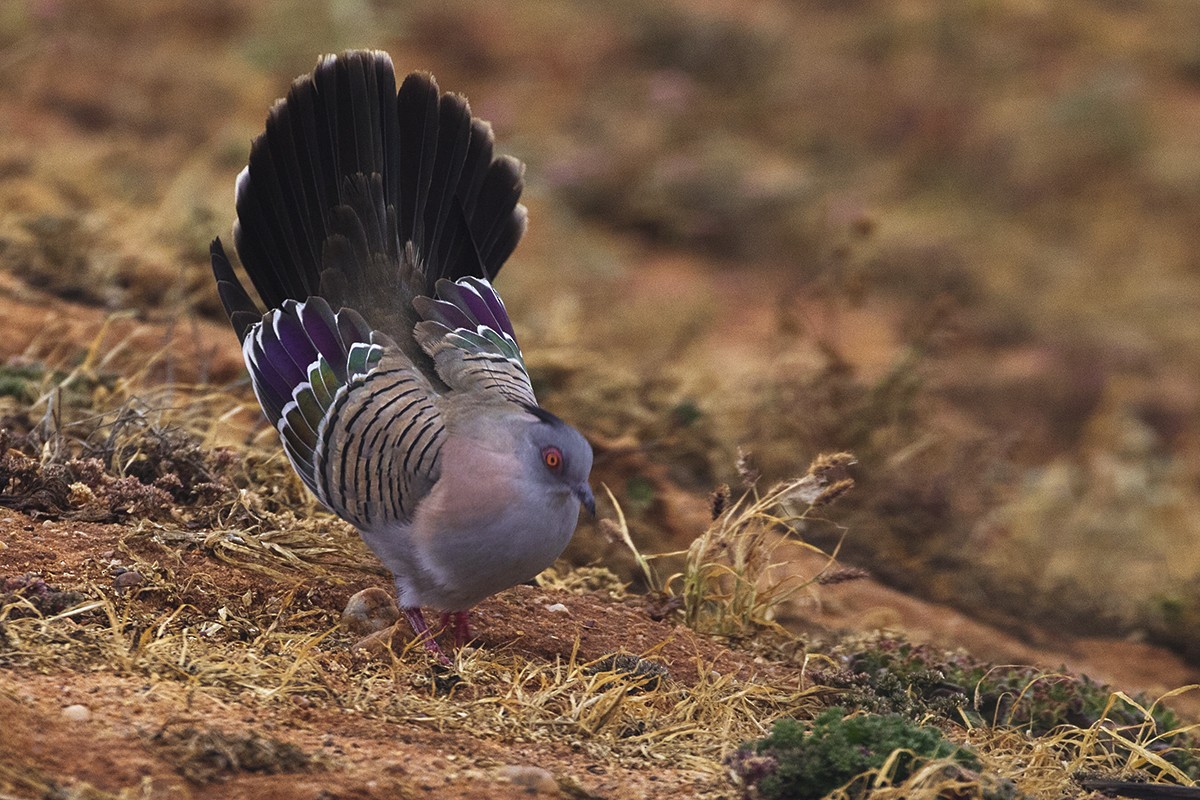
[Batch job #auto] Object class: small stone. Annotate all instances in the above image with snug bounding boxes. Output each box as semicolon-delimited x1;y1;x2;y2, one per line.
494;765;560;795
543;602;569;614
349;625;405;660
113;570;144;594
61;704;91;722
341;587;400;635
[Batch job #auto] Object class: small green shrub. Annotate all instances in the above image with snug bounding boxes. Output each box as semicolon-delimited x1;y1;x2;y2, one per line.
729;707;977;800
830;638;1200;779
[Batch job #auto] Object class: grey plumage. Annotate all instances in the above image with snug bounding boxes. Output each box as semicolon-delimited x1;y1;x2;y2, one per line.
210;50;593;662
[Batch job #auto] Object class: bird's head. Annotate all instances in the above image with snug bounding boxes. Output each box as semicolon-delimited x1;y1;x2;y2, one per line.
520;404;595;516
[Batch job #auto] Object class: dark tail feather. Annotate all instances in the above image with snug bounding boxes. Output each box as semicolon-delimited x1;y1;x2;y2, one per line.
473;155;526;272
211;238;263;341
396;72;440;253
216;50;526;343
424;93;473;278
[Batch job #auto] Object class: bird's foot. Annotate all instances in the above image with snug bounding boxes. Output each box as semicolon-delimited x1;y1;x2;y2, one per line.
402;606;451;666
437;610;473;648
452;610;472;647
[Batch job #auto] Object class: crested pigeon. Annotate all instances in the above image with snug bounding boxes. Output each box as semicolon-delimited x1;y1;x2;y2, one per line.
210;50;595;663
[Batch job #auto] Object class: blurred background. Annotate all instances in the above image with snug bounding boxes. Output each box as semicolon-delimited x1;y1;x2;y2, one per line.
1;0;1200;673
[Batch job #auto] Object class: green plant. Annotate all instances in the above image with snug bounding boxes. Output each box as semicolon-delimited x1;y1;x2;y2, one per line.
830;638;1200;779
729;707;978;800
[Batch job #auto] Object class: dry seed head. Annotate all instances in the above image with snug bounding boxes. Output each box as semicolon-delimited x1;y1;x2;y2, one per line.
598;518;624;545
709;484;730;520
816;566;869;586
807;452;856;481
735;448;760;488
67;481;96;505
813;478;855;507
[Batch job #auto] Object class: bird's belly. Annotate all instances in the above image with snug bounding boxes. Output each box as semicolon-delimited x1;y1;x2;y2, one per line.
362;486;580;612
420;498;578;610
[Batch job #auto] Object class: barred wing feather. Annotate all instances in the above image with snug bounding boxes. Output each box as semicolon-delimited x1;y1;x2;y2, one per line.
413;276;535;407
245;298;443;529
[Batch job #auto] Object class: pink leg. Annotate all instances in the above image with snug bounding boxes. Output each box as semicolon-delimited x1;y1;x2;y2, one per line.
402;606;450;665
435;610;471;648
452;610;472;647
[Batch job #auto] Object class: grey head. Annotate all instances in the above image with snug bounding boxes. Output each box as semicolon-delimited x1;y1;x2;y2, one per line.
519;404;595;516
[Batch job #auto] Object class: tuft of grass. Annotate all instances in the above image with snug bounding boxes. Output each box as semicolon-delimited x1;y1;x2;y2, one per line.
605;451;857;639
0;315;338;544
675;452;857;638
1052;688;1200;785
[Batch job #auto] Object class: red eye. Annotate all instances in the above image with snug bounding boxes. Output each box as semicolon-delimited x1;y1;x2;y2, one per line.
542;446;563;470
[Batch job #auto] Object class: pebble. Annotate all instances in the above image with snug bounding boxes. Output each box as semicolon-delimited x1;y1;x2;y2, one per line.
61;704;91;722
113;570;144;594
543;603;569;614
341;587;400;635
494;765;559;795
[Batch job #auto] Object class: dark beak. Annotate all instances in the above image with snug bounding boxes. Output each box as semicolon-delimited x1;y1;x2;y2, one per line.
574;483;596;517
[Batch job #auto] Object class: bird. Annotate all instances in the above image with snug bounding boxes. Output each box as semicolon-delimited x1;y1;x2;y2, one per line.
209;50;595;663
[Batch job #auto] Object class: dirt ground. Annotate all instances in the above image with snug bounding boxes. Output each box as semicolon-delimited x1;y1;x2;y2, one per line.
2;492;1197;799
0;509;800;799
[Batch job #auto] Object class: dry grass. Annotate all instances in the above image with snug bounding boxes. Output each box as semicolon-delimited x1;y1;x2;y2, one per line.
1;366;1197;798
818;757;990;800
146;723;320;784
7;0;1200;655
1056;688;1200;784
0;343;832;781
356;648;824;771
682;453;856;636
0;317;338;536
0;570;824;782
958;688;1200;798
0;761;125;800
604;451;859;639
